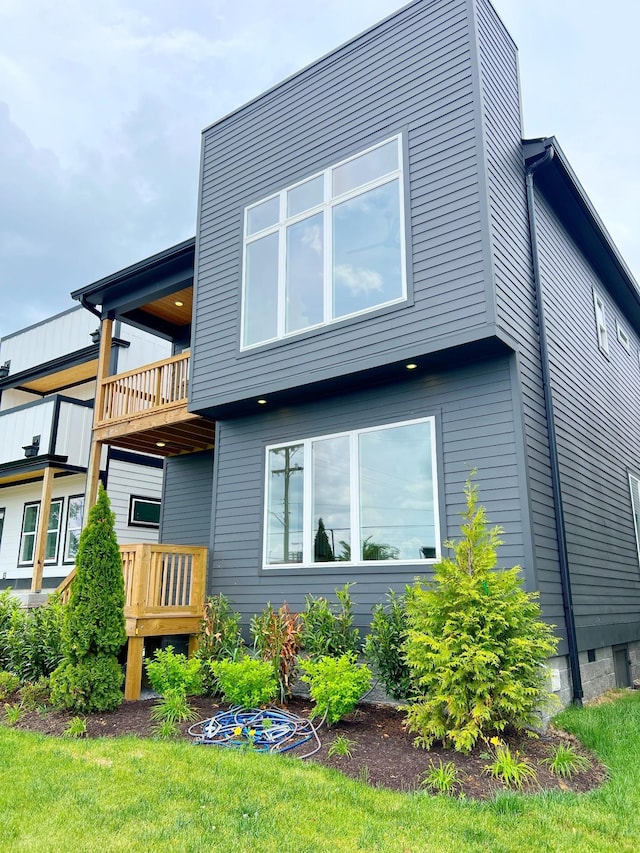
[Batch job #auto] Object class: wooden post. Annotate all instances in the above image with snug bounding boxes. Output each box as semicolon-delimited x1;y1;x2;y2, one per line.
124;636;144;701
31;466;54;593
85;317;113;511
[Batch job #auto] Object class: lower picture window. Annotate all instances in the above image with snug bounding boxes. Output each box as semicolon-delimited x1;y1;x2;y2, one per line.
19;499;63;565
129;495;161;528
264;417;439;567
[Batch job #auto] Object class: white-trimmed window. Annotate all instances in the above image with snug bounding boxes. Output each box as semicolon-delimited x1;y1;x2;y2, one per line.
263;417;439;568
18;499;63;566
629;474;640;566
616;320;631;352
128;495;161;529
593;289;609;355
63;495;85;563
0;507;4;551
242;135;407;349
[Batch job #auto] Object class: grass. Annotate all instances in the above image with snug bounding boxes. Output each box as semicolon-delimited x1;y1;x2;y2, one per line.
1;692;639;852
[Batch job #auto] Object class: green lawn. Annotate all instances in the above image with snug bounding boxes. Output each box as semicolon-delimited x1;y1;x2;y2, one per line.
1;692;639;852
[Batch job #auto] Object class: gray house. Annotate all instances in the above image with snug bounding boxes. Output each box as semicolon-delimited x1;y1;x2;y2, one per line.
73;0;640;704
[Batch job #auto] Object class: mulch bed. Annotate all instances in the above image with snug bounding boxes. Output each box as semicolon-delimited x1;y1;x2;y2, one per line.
4;694;606;799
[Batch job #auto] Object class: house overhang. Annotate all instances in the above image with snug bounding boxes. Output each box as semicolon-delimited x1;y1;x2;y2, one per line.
523;137;640;334
0;456;85;489
71;238;195;342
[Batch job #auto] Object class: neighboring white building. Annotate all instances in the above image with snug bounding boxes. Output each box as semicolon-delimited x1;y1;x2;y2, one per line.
0;305;169;591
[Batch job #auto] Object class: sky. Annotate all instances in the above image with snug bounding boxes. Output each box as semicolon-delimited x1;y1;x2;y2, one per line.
1;0;639;339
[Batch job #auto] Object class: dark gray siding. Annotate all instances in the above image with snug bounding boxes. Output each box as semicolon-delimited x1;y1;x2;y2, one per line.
209;355;529;630
160;451;214;547
192;0;493;413
534;190;640;649
474;0;564;638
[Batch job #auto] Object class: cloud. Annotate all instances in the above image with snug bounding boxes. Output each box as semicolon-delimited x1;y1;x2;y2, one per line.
334;264;384;295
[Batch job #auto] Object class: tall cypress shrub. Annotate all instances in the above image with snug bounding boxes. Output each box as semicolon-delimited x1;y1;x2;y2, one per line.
51;484;126;712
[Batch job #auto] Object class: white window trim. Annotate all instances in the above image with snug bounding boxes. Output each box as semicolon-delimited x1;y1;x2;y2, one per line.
593;289;609;355
241;134;407;350
262;416;440;569
128;495;161;529
629;473;640;569
616;319;631;352
18;498;64;566
63;494;85;564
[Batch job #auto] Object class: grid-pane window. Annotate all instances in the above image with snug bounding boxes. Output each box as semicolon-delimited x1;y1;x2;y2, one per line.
242;135;406;348
593;289;609;355
64;495;85;563
264;418;439;568
19;499;63;565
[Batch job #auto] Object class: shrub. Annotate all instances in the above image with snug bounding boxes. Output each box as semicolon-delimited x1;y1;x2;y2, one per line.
251;602;302;701
0;590;20;671
300;654;371;726
301;583;360;659
5;595;65;683
51;485;126;712
18;677;51;711
196;594;244;695
404;476;558;753
363;589;412;701
145;646;203;697
0;671;20;701
211;657;277;708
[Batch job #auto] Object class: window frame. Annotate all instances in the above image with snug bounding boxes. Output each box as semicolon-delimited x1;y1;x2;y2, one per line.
593;289;609;355
0;507;4;553
128;495;161;529
241;134;408;350
629;473;640;568
262;416;440;570
63;494;85;565
616;319;631;353
17;498;64;567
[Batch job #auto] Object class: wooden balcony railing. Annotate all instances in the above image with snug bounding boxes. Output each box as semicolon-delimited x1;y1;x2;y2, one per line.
97;351;190;426
56;543;207;622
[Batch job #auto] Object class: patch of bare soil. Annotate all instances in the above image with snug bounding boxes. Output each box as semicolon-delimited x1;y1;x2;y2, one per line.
4;695;606;799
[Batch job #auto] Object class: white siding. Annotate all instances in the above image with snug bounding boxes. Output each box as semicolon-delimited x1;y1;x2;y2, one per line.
115;325;172;375
54;401;93;467
0;307;96;375
0;400;55;464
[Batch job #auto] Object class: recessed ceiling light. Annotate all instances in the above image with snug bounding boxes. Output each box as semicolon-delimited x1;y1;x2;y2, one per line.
257;399;267;405
174;300;184;307
156;441;166;447
406;363;418;370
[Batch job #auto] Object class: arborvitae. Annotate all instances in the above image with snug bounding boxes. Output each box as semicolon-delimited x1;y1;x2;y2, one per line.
404;477;558;752
51;484;126;712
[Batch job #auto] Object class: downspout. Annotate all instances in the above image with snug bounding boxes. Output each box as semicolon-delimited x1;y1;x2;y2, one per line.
80;293;102;320
525;145;583;705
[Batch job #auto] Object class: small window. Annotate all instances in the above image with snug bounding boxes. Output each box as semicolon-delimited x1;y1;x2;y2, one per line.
0;507;5;550
616;320;631;352
263;417;439;568
63;495;85;563
593;290;609;355
128;496;161;528
18;499;64;565
629;474;640;567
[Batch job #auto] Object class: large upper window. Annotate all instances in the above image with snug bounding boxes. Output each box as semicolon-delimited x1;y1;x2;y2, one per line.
263;418;439;568
19;499;63;566
242;136;406;349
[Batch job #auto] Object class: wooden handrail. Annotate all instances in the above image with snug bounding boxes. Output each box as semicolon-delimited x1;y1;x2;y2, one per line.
96;351;190;425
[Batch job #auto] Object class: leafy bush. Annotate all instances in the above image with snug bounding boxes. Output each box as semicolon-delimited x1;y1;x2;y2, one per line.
196;594;245;695
18;677;51;711
5;595;65;683
251;602;302;701
0;671;20;700
363;589;412;701
0;590;20;671
300;654;371;726
404;477;558;753
211;657;277;708
301;584;360;659
145;646;203;697
51;485;126;712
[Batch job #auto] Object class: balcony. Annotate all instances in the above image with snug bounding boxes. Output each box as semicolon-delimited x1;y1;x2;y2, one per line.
92;351;215;456
0;396;94;485
58;543;207;699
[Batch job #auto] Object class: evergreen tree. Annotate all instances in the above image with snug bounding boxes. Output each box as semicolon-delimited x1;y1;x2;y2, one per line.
404;476;558;752
313;518;334;562
51;484;126;712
